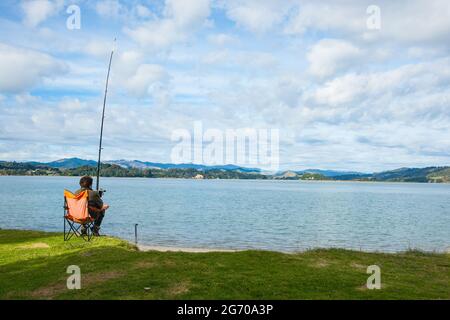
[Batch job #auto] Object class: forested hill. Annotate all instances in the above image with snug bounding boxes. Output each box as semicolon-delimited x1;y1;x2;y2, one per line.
0;161;449;182
0;162;268;180
334;167;450;183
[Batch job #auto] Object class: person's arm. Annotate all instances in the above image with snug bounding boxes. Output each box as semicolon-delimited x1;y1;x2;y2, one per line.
88;190;104;209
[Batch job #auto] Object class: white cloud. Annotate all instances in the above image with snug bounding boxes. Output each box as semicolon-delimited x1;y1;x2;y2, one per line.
83;40;115;57
0;95;187;162
0;43;67;93
21;0;63;27
285;0;450;47
376;0;450;45
95;0;159;22
125;19;181;48
2;0;450;170
95;0;124;18
221;0;291;33
200;52;450;170
125;64;170;99
165;0;210;28
312;73;365;106
284;1;365;36
111;50;172;103
307;39;362;78
125;0;210;49
135;4;153;18
313;57;450;107
115;50;144;76
201;50;276;69
207;33;236;46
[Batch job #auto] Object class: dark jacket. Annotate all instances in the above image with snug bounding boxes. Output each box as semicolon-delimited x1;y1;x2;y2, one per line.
75;187;103;209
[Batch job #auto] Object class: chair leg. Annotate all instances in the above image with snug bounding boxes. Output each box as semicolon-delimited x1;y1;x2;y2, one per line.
66;223;76;241
64;218;75;241
64;218;81;241
88;223;92;241
64;218;95;242
88;222;94;241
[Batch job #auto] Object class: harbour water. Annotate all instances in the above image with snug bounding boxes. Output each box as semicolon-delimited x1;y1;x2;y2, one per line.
0;176;449;252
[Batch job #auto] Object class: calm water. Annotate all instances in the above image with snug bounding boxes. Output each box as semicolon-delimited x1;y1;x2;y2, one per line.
0;176;449;252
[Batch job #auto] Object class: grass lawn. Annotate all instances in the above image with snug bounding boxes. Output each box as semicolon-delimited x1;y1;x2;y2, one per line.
0;229;448;300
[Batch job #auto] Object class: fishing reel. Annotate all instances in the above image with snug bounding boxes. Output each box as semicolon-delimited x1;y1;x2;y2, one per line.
98;188;106;197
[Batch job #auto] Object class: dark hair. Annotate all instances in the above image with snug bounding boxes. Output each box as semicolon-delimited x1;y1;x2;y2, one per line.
79;176;93;188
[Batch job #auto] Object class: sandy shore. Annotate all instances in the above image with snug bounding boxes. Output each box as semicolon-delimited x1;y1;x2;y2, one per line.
137;244;239;253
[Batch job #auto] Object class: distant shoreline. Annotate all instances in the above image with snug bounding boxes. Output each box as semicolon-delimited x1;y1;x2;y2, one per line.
2;160;449;183
0;174;449;184
133;240;450;254
3;228;448;254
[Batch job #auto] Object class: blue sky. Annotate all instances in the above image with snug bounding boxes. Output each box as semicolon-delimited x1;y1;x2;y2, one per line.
0;0;449;172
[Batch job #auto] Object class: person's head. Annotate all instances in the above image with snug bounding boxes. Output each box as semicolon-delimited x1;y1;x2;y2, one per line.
79;176;93;189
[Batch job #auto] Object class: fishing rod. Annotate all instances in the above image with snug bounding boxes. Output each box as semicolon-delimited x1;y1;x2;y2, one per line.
96;38;116;192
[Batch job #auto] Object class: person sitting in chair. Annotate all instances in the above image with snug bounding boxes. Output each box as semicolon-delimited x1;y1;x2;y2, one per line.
75;176;109;236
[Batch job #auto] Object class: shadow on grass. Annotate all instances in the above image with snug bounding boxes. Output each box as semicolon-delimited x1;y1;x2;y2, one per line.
0;229;60;245
0;245;137;299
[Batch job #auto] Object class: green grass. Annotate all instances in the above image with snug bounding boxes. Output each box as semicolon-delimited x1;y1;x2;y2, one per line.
0;229;448;300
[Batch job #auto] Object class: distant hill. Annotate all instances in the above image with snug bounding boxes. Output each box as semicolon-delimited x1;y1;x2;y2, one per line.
24;158;261;173
1;159;449;183
43;158;98;169
427;167;450;183
330;167;450;183
296;169;365;177
370;167;450;183
104;159;261;173
274;171;299;179
0;162;267;180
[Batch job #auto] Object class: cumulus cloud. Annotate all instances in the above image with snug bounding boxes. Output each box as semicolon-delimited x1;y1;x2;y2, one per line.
201;50;277;69
220;0;291;33
95;0;124;18
21;0;63;27
312;57;450;107
284;1;365;36
207;33;236;46
125;0;210;49
285;0;450;47
164;0;210;28
83;40;116;57
109;50;172;103
95;0;157;21
0;43;67;93
202;52;450;170
125;64;170;99
0;94;188;162
135;4;153;18
298;58;450;170
374;0;450;45
307;39;362;78
125;19;180;48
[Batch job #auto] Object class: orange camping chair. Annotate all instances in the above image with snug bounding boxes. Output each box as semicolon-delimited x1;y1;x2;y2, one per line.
63;190;95;241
